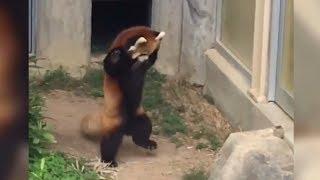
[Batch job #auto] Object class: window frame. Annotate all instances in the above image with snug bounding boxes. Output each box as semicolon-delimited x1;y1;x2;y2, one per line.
29;0;37;56
274;0;294;117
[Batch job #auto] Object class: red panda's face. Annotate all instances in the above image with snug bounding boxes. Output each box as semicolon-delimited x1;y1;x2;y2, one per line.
127;31;165;62
105;27;165;74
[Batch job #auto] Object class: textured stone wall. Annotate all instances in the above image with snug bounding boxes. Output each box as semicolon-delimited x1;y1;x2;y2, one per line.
180;0;216;85
151;0;184;76
152;0;216;85
36;0;91;78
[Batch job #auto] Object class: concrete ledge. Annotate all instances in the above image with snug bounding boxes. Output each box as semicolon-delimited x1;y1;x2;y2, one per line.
203;49;293;147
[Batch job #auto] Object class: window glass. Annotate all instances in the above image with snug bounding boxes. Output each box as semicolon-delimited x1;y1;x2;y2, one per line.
221;0;256;70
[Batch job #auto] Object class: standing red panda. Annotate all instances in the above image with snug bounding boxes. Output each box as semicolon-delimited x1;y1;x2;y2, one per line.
81;26;165;166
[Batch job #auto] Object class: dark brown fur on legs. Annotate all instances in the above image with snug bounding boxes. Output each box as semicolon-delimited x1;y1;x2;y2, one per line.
100;130;124;167
130;114;157;150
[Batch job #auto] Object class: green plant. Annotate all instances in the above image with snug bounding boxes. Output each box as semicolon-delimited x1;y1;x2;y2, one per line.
41;66;80;91
183;169;209;180
33;66;105;97
29;153;98;180
193;126;222;151
82;68;104;97
82;68;104;88
207;135;221;151
143;68;187;136
143;68;166;110
162;111;187;136
29;86;56;159
29;84;99;179
192;130;205;140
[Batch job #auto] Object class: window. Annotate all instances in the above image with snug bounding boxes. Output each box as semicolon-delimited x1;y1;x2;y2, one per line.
220;0;256;71
216;0;294;117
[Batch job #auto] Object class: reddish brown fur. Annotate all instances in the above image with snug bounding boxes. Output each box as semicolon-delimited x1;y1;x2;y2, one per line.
81;75;123;138
101;75;122;134
109;26;159;53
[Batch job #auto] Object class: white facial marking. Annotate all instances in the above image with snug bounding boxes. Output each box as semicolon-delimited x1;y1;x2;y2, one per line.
155;31;166;40
137;55;149;62
132;52;141;59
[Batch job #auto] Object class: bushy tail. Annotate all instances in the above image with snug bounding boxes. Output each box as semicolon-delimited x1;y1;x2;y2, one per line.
80;111;103;140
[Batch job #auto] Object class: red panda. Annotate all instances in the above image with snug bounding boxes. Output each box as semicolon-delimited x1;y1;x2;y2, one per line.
81;26;165;166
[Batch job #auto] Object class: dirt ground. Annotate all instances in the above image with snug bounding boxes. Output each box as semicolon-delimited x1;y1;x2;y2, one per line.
43;81;232;179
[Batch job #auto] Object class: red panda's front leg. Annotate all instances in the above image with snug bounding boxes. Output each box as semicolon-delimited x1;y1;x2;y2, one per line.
103;49;123;77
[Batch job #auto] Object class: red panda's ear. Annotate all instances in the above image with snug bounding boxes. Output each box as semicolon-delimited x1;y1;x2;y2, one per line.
155;31;165;40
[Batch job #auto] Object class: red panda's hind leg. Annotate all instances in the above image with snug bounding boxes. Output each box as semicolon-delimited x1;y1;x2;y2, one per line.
100;130;124;167
131;114;157;150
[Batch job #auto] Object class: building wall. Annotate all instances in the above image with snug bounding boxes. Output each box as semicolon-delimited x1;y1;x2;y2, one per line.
36;0;91;78
295;0;320;130
179;0;216;85
151;0;183;77
152;0;216;85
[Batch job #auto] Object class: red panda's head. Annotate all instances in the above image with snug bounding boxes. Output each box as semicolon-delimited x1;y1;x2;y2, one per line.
109;26;165;62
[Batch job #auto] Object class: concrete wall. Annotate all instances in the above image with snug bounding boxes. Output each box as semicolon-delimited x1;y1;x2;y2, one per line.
151;0;183;76
152;0;216;85
179;0;216;85
36;0;91;77
295;0;320;130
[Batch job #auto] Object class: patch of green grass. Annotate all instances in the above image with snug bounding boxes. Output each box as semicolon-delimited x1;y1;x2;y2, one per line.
162;111;187;136
29;84;99;179
41;66;81;91
29;153;98;180
196;143;209;150
192;126;222;151
207;135;221;151
143;68;187;136
82;68;105;97
82;68;104;90
183;169;209;180
192;130;205;140
143;68;166;110
170;136;183;148
34;66;104;97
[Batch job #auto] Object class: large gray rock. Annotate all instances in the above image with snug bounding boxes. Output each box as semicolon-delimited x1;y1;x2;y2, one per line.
209;128;293;180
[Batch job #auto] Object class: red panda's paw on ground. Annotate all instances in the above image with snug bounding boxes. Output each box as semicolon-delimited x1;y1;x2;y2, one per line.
145;140;157;150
